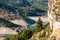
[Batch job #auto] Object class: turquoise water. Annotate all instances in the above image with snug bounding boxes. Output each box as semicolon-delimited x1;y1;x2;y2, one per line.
29;22;49;29
29;25;36;29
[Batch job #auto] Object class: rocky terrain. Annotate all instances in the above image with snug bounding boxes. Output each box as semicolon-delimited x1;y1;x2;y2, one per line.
0;0;48;16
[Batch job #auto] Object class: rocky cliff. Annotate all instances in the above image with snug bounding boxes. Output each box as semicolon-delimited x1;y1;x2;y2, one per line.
48;0;60;39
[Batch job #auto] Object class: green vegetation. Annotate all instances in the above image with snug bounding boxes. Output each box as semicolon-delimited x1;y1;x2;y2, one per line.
36;18;43;32
4;18;52;40
30;22;52;40
30;18;52;40
5;28;34;40
39;22;52;40
18;28;33;40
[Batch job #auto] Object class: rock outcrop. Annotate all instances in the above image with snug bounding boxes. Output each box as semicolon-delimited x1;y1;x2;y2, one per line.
48;0;60;39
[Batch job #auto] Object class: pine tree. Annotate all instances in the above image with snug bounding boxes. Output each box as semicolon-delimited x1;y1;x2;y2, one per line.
36;18;43;32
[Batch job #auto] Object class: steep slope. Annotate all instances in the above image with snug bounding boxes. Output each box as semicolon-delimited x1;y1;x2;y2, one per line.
0;0;48;16
0;18;21;28
30;24;52;40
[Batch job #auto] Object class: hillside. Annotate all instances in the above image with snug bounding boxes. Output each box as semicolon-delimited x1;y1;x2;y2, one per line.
0;0;48;16
0;18;21;29
0;0;48;40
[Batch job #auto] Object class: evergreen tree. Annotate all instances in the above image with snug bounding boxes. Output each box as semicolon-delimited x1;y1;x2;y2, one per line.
36;18;43;32
18;28;33;40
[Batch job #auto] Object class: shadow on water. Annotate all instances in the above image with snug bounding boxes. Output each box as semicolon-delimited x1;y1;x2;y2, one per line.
0;18;22;28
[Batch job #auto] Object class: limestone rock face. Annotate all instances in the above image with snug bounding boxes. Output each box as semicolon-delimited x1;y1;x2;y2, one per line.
48;0;60;38
48;0;60;21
